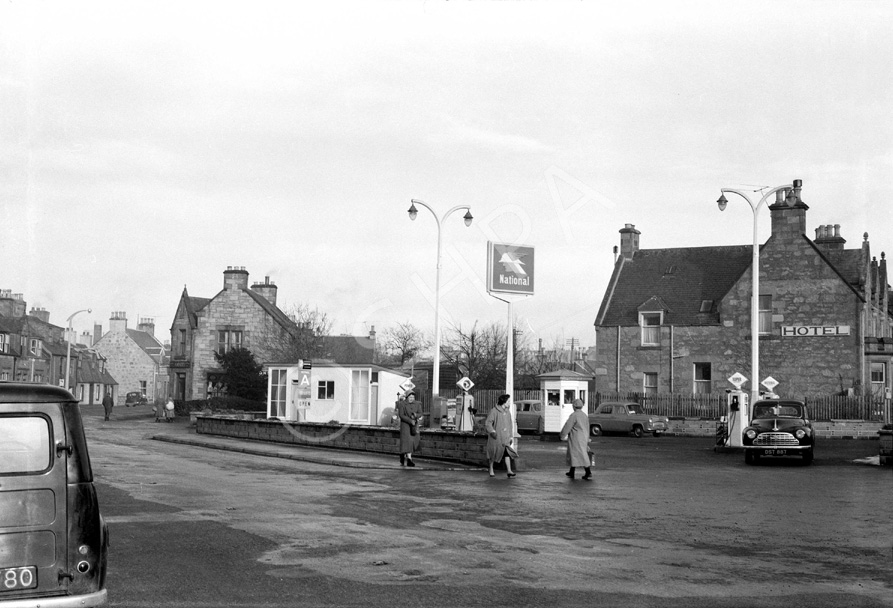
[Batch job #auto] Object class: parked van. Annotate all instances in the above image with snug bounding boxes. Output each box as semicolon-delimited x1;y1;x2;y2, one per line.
0;382;108;606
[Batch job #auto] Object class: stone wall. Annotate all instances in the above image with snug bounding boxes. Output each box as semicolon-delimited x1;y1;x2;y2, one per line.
195;416;883;467
196;417;489;465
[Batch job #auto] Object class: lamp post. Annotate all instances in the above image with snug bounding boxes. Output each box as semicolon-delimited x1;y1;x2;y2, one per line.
716;182;794;408
65;308;91;393
407;199;473;398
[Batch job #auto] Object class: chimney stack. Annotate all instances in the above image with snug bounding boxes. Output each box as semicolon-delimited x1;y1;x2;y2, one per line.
250;275;278;306
29;307;50;324
769;178;809;243
109;311;128;333
137;317;155;337
813;223;846;252
224;266;250;291
619;224;641;260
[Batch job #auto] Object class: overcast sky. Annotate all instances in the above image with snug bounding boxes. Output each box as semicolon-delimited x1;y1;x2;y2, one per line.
2;1;891;352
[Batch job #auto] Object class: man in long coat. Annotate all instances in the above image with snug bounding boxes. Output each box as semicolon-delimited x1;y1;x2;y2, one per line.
101;392;114;421
397;392;421;466
560;398;592;480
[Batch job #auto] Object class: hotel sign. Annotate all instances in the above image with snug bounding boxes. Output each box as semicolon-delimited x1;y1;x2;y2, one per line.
487;242;535;295
781;325;850;337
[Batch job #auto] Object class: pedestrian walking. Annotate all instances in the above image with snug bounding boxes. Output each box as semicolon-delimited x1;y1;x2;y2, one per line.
397;392;421;467
560;398;592;480
485;393;516;478
101;392;114;421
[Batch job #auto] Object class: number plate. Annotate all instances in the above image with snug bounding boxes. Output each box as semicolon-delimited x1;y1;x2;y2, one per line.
1;566;37;591
762;449;787;456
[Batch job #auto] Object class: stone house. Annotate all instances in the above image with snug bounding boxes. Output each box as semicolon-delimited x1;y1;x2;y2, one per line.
169;267;302;401
593;183;892;399
92;313;167;405
0;292;74;386
169;267;379;403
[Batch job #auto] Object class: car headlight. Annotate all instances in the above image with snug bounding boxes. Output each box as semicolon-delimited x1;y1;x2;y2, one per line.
794;429;806;439
745;430;757;440
648;418;653;424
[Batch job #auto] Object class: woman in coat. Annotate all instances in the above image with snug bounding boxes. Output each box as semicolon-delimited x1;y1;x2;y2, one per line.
560;398;592;480
485;394;516;478
397;392;421;466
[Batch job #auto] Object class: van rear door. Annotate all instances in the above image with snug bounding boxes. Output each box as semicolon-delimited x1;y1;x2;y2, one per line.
0;406;70;599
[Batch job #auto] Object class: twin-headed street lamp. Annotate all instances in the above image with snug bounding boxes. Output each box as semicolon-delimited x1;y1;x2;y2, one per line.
716;180;799;407
65;308;91;393
407;199;473;398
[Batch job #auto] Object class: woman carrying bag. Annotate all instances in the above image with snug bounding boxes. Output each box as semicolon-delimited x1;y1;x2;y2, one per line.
560;398;592;480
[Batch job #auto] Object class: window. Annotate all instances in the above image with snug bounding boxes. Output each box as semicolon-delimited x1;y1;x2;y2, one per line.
269;369;287;418
178;329;187;356
759;295;772;334
0;416;51;474
29;338;42;355
350;370;370;422
139;381;147;397
216;330;243;355
1;372;8;380
693;363;712;394
871;362;886;396
640;312;661;346
0;333;7;353
317;380;335;400
643;372;658;394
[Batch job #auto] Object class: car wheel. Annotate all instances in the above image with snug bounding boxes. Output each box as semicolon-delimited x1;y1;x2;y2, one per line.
536;418;544;435
745;450;755;465
632;425;644;438
802;449;814;465
590;425;602;437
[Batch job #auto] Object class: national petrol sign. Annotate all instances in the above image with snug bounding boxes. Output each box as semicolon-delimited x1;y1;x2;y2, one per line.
487;242;535;295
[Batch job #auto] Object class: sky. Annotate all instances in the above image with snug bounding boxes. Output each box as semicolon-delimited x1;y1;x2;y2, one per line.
2;0;891;354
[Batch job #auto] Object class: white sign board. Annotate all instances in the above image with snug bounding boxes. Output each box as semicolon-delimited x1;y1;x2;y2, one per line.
456;376;474;392
781;325;850;337
399;378;415;394
761;376;779;391
728;372;748;389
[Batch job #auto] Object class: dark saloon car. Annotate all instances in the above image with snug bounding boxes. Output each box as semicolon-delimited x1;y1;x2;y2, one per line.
124;391;147;407
743;399;815;465
0;382;108;606
515;399;544;434
588;401;669;437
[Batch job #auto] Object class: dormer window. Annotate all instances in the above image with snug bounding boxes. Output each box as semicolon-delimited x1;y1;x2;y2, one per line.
639;312;662;346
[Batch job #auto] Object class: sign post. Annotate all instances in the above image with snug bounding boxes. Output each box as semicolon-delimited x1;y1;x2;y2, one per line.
486;242;535;451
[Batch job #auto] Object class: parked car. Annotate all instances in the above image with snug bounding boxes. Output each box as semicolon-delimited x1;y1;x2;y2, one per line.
743;399;814;465
124;391;147;407
0;382;109;606
515;399;544;434
588;401;669;437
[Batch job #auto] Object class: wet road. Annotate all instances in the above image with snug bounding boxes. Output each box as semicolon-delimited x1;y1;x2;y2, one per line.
84;406;892;607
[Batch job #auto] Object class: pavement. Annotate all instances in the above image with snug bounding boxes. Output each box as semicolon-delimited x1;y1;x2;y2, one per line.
83;403;482;472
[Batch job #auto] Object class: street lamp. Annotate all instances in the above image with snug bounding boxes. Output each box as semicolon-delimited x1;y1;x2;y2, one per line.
65;308;91;393
407;199;473;398
716;181;796;408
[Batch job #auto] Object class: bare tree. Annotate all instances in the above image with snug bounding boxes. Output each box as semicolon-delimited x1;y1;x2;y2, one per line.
258;303;334;362
381;322;431;365
441;321;509;390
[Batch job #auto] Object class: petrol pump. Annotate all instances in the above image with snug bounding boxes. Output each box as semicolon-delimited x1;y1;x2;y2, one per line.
455;376;476;432
722;389;749;448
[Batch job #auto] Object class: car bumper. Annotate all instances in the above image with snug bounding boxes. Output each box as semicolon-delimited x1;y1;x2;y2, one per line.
0;589;107;607
743;445;811;454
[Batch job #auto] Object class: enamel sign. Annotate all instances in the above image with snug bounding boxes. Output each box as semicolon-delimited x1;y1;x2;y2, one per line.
487;242;535;295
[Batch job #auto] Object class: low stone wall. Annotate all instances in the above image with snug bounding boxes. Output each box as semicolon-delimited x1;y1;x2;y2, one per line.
664;417;884;439
196;416;489;466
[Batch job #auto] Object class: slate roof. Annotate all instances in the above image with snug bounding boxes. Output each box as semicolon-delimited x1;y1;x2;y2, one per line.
126;329;165;358
596;245;753;327
317;335;375;365
242;289;299;335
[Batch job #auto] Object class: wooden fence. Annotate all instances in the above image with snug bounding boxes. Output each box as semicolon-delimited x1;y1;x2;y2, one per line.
423;388;889;421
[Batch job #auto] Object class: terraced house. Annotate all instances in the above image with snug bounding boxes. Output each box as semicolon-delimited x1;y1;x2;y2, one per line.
593;185;892;402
